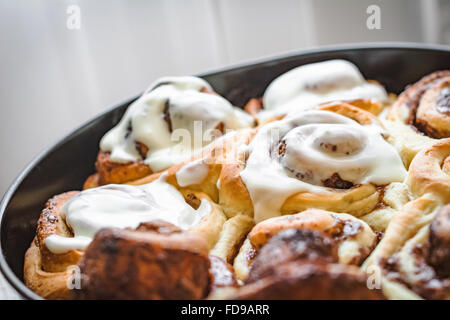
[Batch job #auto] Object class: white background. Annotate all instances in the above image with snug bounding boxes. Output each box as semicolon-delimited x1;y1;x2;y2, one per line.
0;0;449;298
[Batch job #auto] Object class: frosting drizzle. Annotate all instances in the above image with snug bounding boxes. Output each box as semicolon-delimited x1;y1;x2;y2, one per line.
240;110;407;222
45;175;211;254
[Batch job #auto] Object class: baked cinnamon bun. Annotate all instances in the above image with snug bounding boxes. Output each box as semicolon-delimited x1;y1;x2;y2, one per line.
233;208;377;281
255;59;391;122
386;71;450;167
363;139;450;299
219;102;407;222
231;228;385;300
85;76;254;188
23;61;450;300
24;175;232;299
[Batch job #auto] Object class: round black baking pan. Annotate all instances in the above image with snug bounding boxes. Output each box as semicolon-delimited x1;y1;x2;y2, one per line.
1;43;450;299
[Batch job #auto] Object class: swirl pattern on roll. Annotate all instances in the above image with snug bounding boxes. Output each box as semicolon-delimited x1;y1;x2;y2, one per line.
363;139;450;299
389;70;450;139
240;105;407;222
407;138;450;202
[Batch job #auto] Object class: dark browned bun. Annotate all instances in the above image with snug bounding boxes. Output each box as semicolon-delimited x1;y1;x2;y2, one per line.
246;229;338;283
72;224;211;300
390;70;450;139
233;260;385;300
232;229;384;300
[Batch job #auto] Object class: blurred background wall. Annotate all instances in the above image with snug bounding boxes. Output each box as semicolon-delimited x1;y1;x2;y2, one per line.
0;0;449;196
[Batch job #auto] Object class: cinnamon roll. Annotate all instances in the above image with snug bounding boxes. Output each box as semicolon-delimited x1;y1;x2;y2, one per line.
231;228;385;300
23;61;450;300
219;102;407;222
73;223;212;300
256;59;391;122
386;71;450;167
233;208;377;281
73;224;241;300
24;175;230;299
363;139;450;299
85;76;254;188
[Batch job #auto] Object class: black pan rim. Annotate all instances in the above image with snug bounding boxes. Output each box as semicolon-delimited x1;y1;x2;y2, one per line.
1;41;450;300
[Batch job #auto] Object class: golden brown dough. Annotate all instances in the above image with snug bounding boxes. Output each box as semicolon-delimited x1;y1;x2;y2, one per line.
363;139;450;300
24;192;82;299
343;98;386;115
386;70;450;167
219;103;393;220
34;192;82;273
86;150;152;188
23;241;75;300
407;138;450;202
24;187;228;299
209;215;255;263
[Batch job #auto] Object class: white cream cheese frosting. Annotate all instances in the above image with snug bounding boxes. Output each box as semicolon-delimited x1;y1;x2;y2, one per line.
175;159;210;187
259;60;389;120
100;76;253;172
45;175;211;254
240;110;407;223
